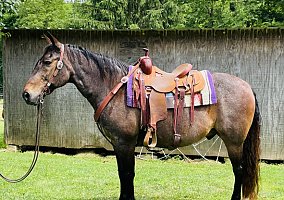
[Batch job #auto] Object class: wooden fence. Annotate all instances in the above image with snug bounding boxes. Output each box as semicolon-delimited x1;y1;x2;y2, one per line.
3;28;284;160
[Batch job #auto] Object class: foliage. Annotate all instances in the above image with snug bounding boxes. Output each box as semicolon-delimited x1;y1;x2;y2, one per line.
68;0;97;29
0;0;19;29
2;0;284;30
13;0;72;29
0;0;20;94
82;0;284;29
257;0;284;27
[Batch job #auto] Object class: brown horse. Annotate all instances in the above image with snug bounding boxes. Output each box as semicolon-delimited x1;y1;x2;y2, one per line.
22;34;260;200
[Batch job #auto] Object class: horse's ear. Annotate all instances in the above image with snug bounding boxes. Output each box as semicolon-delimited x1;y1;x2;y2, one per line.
43;34;52;45
44;32;62;49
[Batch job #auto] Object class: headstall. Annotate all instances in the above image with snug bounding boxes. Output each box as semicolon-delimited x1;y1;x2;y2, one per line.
43;44;65;97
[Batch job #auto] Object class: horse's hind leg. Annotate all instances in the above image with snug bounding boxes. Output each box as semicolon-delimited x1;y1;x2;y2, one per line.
226;144;243;200
114;142;136;200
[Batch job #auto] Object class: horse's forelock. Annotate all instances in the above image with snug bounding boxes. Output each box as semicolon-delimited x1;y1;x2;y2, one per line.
41;45;61;61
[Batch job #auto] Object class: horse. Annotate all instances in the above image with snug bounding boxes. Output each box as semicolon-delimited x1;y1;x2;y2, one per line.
22;34;260;200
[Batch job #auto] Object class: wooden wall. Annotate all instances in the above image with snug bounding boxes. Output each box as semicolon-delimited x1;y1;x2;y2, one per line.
3;29;284;160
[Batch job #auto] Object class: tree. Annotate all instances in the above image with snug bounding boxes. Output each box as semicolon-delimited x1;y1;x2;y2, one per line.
5;0;284;30
69;0;98;29
14;0;73;29
0;0;20;94
89;0;188;29
1;0;19;32
256;0;284;27
181;0;262;28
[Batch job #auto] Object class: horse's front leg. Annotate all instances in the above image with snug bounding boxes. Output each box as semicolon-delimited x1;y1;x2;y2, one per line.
114;141;136;200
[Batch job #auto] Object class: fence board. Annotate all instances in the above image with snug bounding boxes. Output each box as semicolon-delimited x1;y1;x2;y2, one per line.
3;29;284;160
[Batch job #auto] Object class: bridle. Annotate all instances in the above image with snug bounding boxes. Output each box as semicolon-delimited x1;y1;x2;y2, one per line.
0;44;65;183
43;44;65;96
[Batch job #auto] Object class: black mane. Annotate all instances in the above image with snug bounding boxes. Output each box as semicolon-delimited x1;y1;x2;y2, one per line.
66;44;129;79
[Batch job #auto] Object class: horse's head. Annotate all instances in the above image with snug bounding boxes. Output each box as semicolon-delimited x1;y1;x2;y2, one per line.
23;33;71;105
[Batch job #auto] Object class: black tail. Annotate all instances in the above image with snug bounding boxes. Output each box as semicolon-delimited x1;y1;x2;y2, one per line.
242;92;261;199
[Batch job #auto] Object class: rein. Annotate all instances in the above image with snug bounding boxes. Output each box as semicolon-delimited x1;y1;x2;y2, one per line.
0;95;43;183
0;43;65;183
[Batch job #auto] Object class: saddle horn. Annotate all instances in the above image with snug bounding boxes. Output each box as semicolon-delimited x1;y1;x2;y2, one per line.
139;48;153;75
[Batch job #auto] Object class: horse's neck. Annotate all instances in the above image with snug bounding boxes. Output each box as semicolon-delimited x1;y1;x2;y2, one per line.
67;49;126;109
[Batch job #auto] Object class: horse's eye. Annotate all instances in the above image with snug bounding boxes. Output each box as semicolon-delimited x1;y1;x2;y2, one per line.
43;60;52;65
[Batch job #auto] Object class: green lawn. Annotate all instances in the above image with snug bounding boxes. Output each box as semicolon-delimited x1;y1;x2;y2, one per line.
0;152;283;200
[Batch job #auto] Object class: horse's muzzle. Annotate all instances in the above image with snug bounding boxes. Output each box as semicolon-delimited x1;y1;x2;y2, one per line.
22;91;40;106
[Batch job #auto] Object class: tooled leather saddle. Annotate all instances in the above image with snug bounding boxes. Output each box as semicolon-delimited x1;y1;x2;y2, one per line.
134;49;205;148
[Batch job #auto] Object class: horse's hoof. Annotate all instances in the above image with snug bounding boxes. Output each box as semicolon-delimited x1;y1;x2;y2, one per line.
119;195;135;200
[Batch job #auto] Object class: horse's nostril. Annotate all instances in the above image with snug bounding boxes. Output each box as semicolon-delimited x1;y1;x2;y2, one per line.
23;92;30;102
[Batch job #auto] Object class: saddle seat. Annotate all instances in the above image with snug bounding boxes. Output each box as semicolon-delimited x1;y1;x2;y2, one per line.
143;64;205;94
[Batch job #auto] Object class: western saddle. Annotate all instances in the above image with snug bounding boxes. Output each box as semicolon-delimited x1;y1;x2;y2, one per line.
134;49;205;147
94;48;205;148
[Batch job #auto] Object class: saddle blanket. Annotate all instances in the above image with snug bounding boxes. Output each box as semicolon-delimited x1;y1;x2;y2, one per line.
126;66;217;108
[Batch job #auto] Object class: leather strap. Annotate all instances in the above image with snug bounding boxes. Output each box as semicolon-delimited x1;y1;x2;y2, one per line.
94;64;139;122
173;78;179;134
138;71;147;126
178;89;185;122
174;88;185;147
190;75;195;125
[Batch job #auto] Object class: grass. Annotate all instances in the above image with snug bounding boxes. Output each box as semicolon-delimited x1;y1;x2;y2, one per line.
0;98;283;199
0;152;283;200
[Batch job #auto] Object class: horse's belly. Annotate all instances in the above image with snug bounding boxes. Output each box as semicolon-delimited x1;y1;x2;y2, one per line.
154;105;216;148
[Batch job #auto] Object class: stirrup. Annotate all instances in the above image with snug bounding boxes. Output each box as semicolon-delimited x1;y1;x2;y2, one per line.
143;127;157;148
